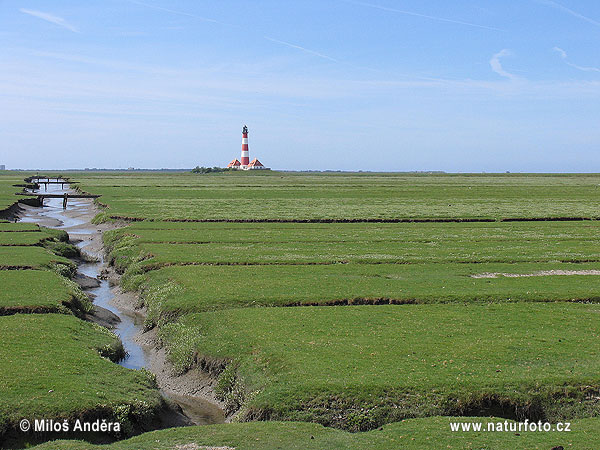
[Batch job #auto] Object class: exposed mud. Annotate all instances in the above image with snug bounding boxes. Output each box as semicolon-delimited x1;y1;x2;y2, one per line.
0;229;40;232
140;260;351;272
107;215;600;224
74;272;101;289
136;328;226;424
284;298;418;307
137;259;600;274
173;446;234;450
472;270;600;279
84;303;121;329
0;305;66;316
109;216;500;223
0;202;25;221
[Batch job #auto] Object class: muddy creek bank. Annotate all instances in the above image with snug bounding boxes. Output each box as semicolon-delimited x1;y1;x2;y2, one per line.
18;182;225;427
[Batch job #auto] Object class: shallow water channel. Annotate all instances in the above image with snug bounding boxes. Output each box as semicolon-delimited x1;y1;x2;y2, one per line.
19;182;225;426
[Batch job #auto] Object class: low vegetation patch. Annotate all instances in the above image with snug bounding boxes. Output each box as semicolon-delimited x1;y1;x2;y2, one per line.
0;270;91;316
0;222;88;316
0;222;40;232
0;231;49;246
0;314;163;442
0;174;36;213
74;172;600;221
24;172;600;449
158;303;600;430
104;219;600;274
43;240;81;258
0;227;68;246
129;262;600;325
0;246;76;274
106;220;600;246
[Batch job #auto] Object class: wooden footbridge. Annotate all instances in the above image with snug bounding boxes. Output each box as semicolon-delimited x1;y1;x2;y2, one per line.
25;177;78;190
15;192;100;208
37;181;78;190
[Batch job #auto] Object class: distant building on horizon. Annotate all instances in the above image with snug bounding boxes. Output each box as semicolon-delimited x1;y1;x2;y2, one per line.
0;165;5;170
227;126;269;170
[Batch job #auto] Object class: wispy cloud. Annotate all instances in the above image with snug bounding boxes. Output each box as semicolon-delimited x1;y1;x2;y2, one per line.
490;49;517;80
7;48;599;111
125;0;228;26
262;37;339;63
553;46;567;59
341;0;503;31
553;47;600;73
536;0;600;27
19;9;79;33
126;0;341;64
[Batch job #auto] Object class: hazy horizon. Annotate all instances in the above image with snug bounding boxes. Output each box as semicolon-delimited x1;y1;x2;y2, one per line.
5;168;600;175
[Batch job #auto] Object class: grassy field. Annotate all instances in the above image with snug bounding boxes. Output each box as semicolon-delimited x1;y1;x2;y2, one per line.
0;270;89;315
105;220;600;269
106;219;600;329
85;172;600;443
0;224;75;272
0;173;40;215
0;174;30;212
0;246;75;271
0;232;56;246
0;227;67;246
5;171;600;448
0;174;166;448
0;219;87;315
158;303;600;427
0;222;40;232
131;262;600;326
29;417;600;450
0;314;163;440
72;172;600;221
107;219;600;243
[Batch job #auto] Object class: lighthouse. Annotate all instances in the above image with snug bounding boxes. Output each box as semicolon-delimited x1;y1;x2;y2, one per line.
241;125;250;168
226;125;269;170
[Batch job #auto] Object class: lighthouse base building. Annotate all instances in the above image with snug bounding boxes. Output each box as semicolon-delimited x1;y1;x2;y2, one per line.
227;158;267;170
227;126;269;170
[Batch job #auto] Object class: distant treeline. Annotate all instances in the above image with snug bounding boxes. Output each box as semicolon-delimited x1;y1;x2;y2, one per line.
191;166;234;174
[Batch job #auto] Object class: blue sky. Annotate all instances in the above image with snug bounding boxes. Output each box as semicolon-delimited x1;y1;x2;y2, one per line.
1;1;599;171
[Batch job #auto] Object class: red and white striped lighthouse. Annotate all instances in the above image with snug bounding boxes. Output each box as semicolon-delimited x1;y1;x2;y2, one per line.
240;125;249;167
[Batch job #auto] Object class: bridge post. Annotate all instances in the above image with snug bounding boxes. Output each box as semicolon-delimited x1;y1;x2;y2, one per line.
63;193;68;209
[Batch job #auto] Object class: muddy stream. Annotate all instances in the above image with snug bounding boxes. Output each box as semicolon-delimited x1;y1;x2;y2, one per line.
19;181;225;428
